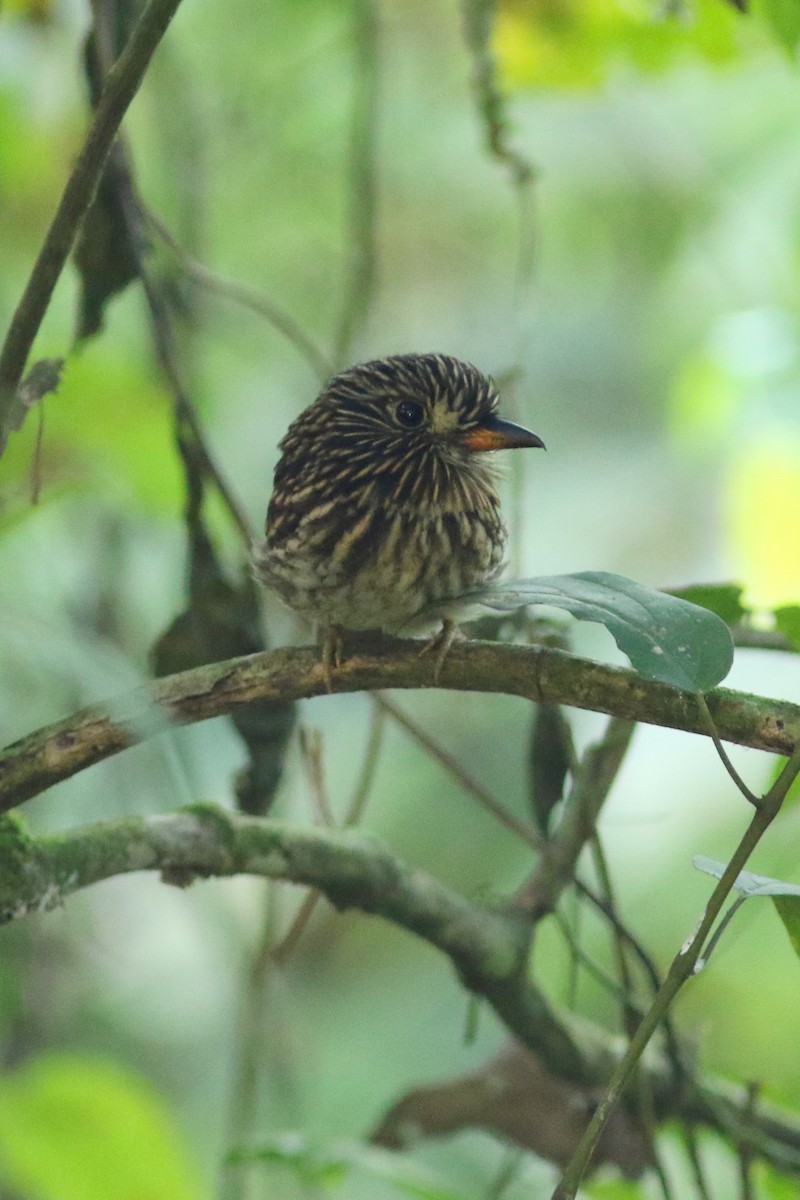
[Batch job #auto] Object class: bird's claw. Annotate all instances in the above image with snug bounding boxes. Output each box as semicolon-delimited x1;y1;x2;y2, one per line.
321;625;345;693
419;618;459;683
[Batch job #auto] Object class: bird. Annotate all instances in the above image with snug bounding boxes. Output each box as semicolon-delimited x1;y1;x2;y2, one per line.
254;353;545;686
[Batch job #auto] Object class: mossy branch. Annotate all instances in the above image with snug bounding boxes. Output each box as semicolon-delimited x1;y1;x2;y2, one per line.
1;636;797;815
0;804;586;1081
3;802;800;1176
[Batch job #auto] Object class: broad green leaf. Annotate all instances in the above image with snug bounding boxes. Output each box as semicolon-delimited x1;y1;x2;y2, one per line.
773;896;800;960
774;604;800;651
464;572;734;691
0;1055;204;1200
668;583;748;627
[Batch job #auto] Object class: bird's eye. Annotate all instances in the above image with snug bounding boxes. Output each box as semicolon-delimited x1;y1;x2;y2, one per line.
395;400;424;428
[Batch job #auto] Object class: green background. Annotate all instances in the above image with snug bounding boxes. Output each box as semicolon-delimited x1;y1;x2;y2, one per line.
2;1;800;1196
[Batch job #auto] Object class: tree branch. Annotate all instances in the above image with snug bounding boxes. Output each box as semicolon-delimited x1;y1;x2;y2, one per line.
0;0;186;448
3;803;800;1176
1;637;797;815
0;804;587;1082
1;636;798;816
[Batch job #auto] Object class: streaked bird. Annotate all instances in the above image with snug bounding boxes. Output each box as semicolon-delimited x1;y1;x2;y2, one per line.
255;353;544;684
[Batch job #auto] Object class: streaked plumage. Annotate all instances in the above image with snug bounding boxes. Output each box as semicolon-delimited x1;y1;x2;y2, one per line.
254;353;543;660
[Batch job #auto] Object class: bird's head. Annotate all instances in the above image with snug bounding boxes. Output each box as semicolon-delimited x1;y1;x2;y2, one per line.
308;353;544;472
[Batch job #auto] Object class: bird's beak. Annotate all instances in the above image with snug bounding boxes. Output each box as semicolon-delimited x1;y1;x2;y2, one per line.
459;414;546;453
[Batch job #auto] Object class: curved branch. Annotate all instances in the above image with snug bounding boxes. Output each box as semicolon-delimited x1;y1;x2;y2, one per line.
4;803;800;1175
1;636;798;814
1;805;588;1082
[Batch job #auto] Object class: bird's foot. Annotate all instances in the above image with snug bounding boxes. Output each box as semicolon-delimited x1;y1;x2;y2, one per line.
320;624;345;693
418;618;461;683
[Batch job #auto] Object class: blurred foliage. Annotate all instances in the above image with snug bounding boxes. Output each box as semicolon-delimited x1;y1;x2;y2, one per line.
2;0;800;1197
726;430;800;605
669;581;747;624
494;0;754;91
0;1054;204;1200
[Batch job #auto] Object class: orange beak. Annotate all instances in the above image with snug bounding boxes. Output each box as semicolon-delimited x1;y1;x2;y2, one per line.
459;414;545;453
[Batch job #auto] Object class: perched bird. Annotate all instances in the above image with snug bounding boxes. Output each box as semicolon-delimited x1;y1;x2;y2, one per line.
254;353;544;684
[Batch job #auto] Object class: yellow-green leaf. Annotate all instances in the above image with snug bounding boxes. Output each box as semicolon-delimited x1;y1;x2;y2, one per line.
0;1055;205;1200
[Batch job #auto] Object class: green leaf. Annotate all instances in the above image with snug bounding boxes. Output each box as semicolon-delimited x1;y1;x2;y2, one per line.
758;0;800;54
694;859;800;966
693;856;800;897
774;604;800;651
0;1055;204;1200
668;582;748;626
773;895;800;960
464;572;734;691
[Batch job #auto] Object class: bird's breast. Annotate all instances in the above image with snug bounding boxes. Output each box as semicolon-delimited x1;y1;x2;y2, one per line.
258;486;505;631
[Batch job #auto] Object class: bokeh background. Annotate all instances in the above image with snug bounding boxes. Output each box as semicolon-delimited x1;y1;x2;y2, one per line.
2;0;800;1197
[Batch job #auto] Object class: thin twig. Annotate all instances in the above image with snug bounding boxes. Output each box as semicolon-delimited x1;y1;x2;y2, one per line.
554;911;635;1007
515;717;635;915
85;6;254;546
460;0;535;189
345;698;386;824
590;835;638;1034
270;727;332;961
125;201;254;544
696;692;760;808
563;889;582;1008
695;894;748;971
484;1148;524;1200
680;1125;713;1200
333;0;379;368
374;692;543;852
30;402;46;505
145;209;334;384
591;834;675;1200
271;887;324;967
574;877;687;1089
550;741;800;1199
733;625;798;654
298;726;334;826
272;705;385;963
460;0;538;567
0;0;186;446
738;1083;760;1200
